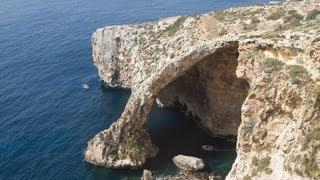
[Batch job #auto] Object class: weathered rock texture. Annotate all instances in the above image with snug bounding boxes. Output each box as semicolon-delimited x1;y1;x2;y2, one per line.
173;155;205;172
142;169;153;180
86;0;320;179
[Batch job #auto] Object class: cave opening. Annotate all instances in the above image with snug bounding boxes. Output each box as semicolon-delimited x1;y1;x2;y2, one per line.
145;44;250;177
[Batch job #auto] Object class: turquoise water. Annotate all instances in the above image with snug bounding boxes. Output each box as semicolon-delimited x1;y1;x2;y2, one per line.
0;0;268;179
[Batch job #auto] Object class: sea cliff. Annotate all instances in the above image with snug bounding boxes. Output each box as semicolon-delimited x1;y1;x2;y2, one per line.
85;0;320;179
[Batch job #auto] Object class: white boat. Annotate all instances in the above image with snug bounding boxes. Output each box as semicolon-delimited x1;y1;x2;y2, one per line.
82;83;89;89
202;145;214;151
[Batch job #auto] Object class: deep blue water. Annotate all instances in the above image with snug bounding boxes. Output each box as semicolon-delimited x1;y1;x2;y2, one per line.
0;0;269;179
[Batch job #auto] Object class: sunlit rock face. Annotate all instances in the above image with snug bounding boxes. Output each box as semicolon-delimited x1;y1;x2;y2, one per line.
86;0;320;179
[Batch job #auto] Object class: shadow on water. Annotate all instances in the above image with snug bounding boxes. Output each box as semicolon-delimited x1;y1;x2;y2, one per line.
86;103;237;180
144;107;237;178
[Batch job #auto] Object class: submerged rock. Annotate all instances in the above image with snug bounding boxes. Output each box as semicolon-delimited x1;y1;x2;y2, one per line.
85;0;320;179
172;155;205;172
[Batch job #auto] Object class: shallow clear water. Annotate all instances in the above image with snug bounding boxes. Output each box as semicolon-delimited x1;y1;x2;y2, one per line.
0;0;268;179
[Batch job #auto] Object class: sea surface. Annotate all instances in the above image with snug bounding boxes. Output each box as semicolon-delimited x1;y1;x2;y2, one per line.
0;0;269;179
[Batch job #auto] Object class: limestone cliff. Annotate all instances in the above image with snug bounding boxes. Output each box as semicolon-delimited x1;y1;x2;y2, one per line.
86;0;320;179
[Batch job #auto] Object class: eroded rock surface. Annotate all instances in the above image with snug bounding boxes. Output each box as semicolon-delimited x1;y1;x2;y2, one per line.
173;155;205;172
142;169;153;180
86;0;320;179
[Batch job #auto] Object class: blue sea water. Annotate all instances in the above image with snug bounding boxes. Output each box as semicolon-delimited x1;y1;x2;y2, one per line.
0;0;269;179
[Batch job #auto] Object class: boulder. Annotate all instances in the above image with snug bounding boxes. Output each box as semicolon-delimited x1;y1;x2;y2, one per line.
172;155;205;172
142;169;153;180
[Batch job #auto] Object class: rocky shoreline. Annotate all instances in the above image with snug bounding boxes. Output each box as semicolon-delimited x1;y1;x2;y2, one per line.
85;0;320;179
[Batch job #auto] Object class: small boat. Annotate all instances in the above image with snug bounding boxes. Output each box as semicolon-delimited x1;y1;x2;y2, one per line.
82;83;89;89
202;145;215;151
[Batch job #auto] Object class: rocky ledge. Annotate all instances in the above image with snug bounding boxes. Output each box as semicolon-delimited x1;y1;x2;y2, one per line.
85;0;320;179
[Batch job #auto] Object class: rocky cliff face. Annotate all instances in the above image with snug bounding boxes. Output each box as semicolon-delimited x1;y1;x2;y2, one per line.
86;0;320;179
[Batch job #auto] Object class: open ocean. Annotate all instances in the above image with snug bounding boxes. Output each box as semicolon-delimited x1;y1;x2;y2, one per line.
0;0;268;179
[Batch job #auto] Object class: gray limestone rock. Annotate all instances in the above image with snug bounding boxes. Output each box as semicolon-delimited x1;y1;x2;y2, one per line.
172;155;205;172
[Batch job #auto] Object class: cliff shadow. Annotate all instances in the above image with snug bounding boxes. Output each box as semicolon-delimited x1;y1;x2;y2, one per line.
146;43;250;176
145;107;237;177
155;43;250;137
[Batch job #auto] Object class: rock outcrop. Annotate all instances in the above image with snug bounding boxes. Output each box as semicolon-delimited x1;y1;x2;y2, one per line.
172;155;205;172
86;0;320;179
142;169;153;180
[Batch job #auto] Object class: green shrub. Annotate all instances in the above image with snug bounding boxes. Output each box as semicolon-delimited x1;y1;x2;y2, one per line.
288;10;304;20
157;16;187;37
290;34;300;40
241;119;255;139
300;126;320;178
288;9;298;14
167;16;187;36
145;65;156;75
170;53;175;59
292;12;304;21
215;8;265;22
302;146;319;177
214;11;237;21
119;135;149;163
257;156;272;173
277;10;304;30
288;65;309;84
267;9;285;20
263;31;280;41
244;23;257;31
252;156;259;166
252;156;273;175
218;29;228;36
306;9;320;20
282;15;302;29
263;58;284;72
252;17;261;24
305;126;320;144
